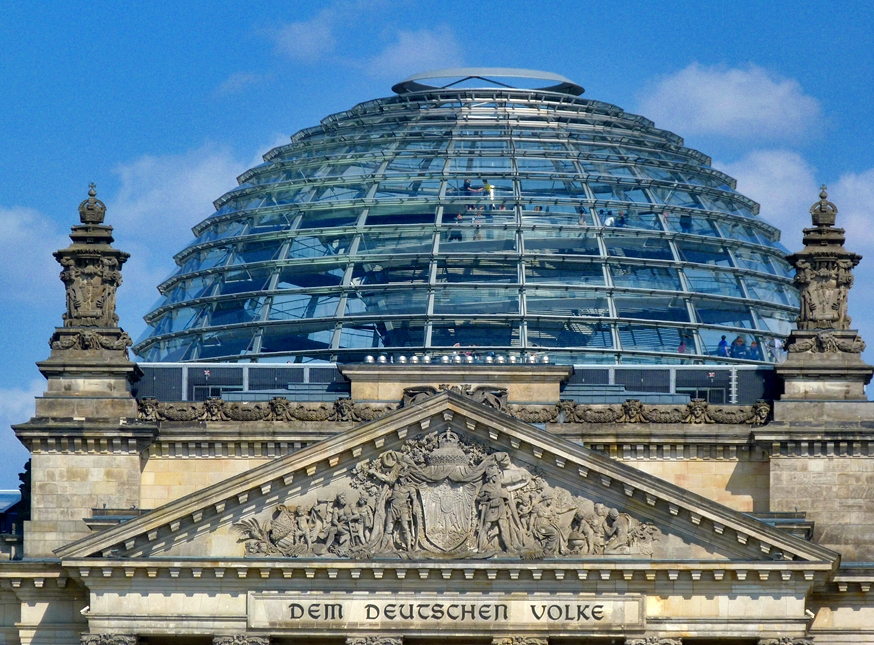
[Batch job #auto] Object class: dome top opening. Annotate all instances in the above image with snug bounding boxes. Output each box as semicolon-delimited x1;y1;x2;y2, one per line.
392;68;585;96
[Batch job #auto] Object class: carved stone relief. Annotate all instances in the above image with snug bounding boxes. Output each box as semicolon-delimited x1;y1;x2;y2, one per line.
626;638;682;645
758;639;814;645
233;429;661;559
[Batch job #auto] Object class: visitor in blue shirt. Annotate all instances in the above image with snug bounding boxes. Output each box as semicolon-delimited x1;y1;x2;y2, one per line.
717;335;728;357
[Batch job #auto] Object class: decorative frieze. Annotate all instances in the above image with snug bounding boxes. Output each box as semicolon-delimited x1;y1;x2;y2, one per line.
137;396;397;423
137;394;770;427
758;638;814;645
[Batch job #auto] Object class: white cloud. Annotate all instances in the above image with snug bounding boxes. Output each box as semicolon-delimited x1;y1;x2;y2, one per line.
715;150;818;250
832;168;874;254
0;206;68;307
365;26;464;79
270;9;338;62
215;72;273;97
0;380;42;489
107;143;248;339
638;63;822;140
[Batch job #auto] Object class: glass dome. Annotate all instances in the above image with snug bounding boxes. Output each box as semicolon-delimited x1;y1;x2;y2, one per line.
133;69;798;365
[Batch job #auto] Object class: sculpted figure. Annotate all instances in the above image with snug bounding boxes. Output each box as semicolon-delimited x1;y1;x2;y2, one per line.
293;506;313;549
531;488;575;556
604;508;631;553
476;463;522;552
322;492;359;552
381;477;417;552
354;496;374;544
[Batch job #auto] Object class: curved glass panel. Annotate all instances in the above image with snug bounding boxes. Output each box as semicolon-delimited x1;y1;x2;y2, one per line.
136;82;799;364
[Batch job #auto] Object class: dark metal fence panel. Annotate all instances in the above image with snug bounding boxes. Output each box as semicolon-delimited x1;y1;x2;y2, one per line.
567;368;610;385
614;369;671;393
132;367;182;400
737;368;777;403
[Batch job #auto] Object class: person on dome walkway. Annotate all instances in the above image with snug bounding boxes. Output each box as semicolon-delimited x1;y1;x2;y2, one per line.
729;336;749;359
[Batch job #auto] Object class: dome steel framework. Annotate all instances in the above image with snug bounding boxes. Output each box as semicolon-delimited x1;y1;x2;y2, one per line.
133;69;798;365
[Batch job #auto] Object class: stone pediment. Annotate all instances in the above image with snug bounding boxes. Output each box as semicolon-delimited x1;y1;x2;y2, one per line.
56;392;838;569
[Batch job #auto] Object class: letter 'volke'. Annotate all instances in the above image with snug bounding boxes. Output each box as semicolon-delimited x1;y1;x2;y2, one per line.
56;391;837;637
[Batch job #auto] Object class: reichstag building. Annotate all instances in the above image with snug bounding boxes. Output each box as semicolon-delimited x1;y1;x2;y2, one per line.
1;69;872;645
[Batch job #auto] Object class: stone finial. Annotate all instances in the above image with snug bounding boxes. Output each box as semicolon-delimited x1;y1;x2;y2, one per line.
48;185;132;353
78;182;107;225
776;186;873;400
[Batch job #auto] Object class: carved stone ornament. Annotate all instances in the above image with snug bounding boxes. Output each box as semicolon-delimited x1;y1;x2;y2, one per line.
493;637;549;645
212;637;270;645
403;385;508;411
53;184;131;337
347;637;404;645
787;330;866;354
626;638;683;645
787;186;862;332
80;635;139;645
233;428;661;559
50;329;132;351
137;396;397;423
137;396;770;427
758;638;814;645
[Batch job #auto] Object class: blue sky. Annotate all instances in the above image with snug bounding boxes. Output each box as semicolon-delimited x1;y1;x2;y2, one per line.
1;1;873;487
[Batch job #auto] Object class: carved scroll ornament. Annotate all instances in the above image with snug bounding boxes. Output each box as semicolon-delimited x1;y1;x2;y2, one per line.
233;429;661;560
50;329;132;351
787;330;865;354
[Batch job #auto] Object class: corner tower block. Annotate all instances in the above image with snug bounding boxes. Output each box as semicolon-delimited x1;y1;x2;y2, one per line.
776;186;874;400
14;186;151;557
36;184;141;418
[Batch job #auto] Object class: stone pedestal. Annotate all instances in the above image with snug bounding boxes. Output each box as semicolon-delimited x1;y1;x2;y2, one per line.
776;330;873;400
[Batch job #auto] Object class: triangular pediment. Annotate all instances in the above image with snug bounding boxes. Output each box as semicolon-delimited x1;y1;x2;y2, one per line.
56;392;838;569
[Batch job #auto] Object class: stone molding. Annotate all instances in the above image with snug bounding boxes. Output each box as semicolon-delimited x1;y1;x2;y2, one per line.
137;395;771;427
758;638;814;645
